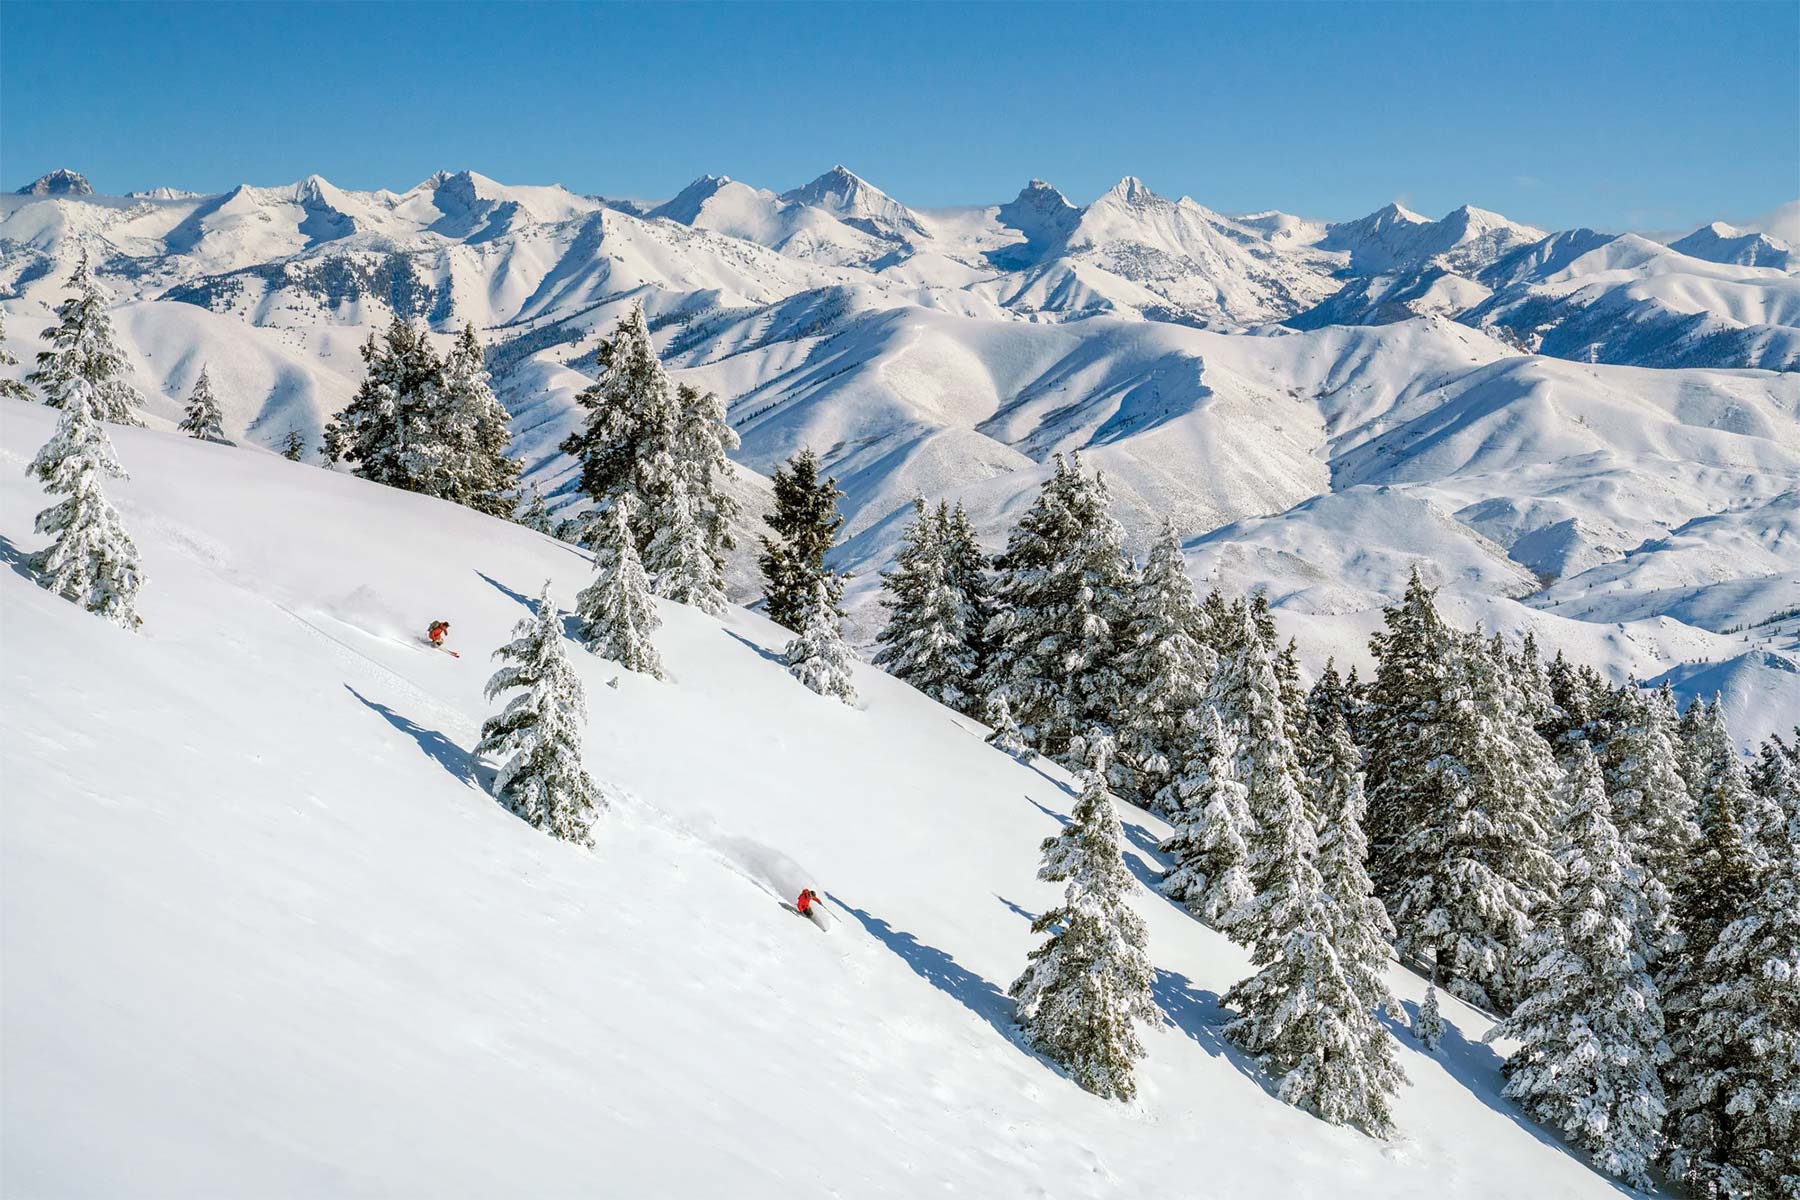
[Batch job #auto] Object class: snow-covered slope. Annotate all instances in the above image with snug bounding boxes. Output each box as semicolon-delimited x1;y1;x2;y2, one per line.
0;404;1647;1197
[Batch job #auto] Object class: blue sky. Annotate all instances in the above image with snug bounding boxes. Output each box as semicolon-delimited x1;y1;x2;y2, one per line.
3;1;1794;232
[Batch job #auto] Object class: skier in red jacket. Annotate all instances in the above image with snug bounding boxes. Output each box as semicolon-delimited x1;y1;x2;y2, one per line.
426;620;451;647
796;888;821;916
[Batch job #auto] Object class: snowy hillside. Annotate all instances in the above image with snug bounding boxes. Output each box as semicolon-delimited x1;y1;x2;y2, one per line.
0;404;1651;1197
3;168;1798;737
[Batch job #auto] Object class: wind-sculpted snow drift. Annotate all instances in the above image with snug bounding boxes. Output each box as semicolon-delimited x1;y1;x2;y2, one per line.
0;405;1651;1196
2;167;1797;737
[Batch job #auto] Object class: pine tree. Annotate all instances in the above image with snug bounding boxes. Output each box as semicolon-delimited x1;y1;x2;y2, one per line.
1224;706;1406;1138
477;584;604;846
1158;706;1255;927
940;501;995;687
0;314;31;401
1662;724;1767;1197
177;366;225;441
1413;982;1444;1050
323;317;444;491
26;254;143;425
1486;747;1668;1189
982;454;1134;768
672;381;739;599
875;499;979;712
280;428;308;462
1010;738;1158;1101
1209;602;1311;943
984;693;1029;759
1512;630;1555;730
645;475;725;613
1117;520;1213;812
783;575;857;704
759;449;845;632
575;496;665;680
1669;842;1799;1198
516;483;555;533
437;323;520;516
1313;704;1402;1037
25;375;144;629
559;303;681;530
1600;682;1698;961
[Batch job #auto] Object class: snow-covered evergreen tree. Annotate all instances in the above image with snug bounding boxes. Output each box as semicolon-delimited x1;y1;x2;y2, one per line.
436;324;520;517
1667;841;1799;1198
1117;520;1214;812
1158;706;1255;927
1313;703;1402;1035
26;254;143;425
25;374;144;629
516;483;555;533
322;317;444;491
1661;720;1768;1198
940;501;995;691
1600;682;1698;961
1414;982;1444;1051
874;498;978;711
1209;602;1311;943
177;366;225;442
672;381;739;599
575;496;665;680
0;314;31;401
984;692;1029;759
982;454;1134;768
783;575;857;704
558;303;681;529
1224;706;1407;1138
759;449;845;632
477;584;604;846
645;474;724;614
1486;747;1668;1189
1010;738;1158;1102
280;428;307;462
1511;629;1555;730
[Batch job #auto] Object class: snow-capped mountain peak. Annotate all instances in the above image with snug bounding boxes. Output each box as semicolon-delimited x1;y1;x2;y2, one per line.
1668;219;1793;270
780;165;929;240
15;168;94;197
995;179;1080;248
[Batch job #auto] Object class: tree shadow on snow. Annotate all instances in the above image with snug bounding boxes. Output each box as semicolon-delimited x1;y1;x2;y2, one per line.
0;534;38;584
994;894;1040;923
1392;998;1638;1196
1153;968;1271;1093
722;627;788;667
475;571;540;616
345;685;492;792
832;897;1039;1062
1023;795;1071;827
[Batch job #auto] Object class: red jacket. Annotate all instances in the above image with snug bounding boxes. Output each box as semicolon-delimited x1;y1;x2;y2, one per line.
797;889;818;914
428;622;449;644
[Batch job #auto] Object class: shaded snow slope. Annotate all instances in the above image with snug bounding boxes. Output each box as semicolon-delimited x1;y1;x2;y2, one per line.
2;404;1632;1199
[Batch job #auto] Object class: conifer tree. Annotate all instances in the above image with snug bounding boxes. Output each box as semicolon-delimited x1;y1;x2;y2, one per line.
437;323;520;516
783;575;857;704
1413;982;1444;1051
1511;630;1555;729
984;693;1030;759
645;474;725;614
1486;747;1668;1189
1117;520;1214;812
516;483;555;533
672;381;740;596
280;428;308;462
575;496;665;679
478;584;604;846
323;317;444;490
1661;724;1767;1197
759;449;845;632
875;498;978;711
1010;738;1158;1101
177;366;225;441
26;255;143;425
940;501;995;685
25;375;144;628
1224;707;1406;1138
1304;659;1354;744
1158;706;1255;927
1668;842;1799;1198
0;314;31;401
1313;704;1402;1036
558;304;681;527
982;454;1134;767
1600;682;1698;960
